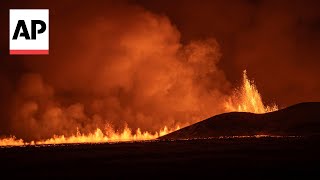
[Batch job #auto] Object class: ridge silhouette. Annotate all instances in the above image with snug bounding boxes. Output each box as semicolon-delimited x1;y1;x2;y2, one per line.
159;102;320;139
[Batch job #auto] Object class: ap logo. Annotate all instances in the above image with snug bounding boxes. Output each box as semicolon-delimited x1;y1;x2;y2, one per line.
10;9;49;55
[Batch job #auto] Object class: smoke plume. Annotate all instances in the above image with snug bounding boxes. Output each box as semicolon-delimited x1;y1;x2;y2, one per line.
7;2;231;140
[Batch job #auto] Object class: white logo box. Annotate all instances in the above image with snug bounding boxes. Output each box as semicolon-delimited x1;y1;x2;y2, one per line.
10;9;49;55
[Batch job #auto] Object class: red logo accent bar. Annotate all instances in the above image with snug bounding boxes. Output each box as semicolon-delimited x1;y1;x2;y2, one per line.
10;50;49;55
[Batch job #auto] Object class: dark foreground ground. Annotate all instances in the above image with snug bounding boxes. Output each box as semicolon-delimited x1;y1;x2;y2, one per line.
1;137;320;178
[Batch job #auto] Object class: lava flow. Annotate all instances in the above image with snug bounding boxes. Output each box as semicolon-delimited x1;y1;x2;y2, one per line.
0;126;177;146
0;70;277;147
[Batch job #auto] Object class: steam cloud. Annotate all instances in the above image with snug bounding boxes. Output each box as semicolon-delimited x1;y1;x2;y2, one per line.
8;3;231;140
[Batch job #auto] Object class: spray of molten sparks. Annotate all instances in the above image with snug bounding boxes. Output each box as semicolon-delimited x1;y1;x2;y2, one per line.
224;70;278;113
0;70;277;147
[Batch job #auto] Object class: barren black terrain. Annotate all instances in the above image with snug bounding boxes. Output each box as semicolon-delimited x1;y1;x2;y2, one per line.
0;102;319;178
160;102;320;140
1;137;320;178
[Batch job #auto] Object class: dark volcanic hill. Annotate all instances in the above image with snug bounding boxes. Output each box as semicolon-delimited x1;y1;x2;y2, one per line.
159;102;320;140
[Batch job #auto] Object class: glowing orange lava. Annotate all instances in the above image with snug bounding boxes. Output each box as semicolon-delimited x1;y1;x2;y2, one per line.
36;126;176;145
0;136;25;146
0;126;178;147
0;70;278;147
224;70;278;113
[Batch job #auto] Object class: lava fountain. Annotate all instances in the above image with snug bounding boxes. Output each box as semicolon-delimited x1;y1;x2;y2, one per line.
224;70;278;113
